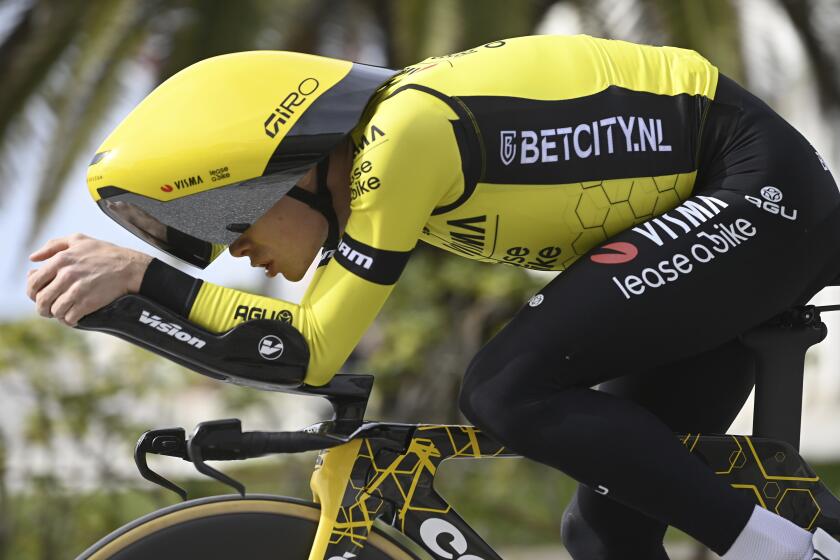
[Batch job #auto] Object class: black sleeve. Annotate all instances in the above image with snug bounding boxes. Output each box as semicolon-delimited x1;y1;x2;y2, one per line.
138;258;203;317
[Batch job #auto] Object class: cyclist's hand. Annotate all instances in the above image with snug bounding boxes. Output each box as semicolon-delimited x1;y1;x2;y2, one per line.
26;233;153;326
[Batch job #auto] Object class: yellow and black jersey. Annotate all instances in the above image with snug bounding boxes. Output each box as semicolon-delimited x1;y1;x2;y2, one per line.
145;35;720;385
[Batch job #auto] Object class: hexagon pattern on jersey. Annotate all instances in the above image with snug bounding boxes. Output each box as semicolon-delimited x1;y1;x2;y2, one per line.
568;174;692;268
422;172;696;271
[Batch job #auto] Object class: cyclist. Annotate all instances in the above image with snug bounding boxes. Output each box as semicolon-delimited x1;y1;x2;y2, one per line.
25;35;840;559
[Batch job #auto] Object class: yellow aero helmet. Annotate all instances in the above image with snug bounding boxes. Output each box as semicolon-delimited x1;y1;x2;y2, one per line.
87;51;396;268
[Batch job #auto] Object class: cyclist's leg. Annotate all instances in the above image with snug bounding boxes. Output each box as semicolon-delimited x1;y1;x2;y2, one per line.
561;339;756;559
461;198;840;556
460;78;840;556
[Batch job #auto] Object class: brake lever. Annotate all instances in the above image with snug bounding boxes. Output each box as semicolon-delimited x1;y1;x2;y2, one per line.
134;428;189;501
187;419;247;496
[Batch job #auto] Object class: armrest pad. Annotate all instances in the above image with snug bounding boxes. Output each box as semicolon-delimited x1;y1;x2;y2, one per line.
76;294;308;391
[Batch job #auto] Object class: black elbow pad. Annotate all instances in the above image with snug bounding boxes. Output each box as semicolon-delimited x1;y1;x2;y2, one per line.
77;294;309;391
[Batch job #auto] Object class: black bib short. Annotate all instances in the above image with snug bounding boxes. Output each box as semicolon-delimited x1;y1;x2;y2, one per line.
459;74;840;558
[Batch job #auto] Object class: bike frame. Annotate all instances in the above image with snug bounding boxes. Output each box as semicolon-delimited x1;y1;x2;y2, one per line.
80;296;840;559
304;304;840;560
310;423;514;560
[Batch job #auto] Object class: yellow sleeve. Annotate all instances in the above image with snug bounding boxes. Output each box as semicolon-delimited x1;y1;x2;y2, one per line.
188;282;299;327
187;90;463;385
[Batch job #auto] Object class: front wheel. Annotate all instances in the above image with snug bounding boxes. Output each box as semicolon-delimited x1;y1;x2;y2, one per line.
76;494;419;560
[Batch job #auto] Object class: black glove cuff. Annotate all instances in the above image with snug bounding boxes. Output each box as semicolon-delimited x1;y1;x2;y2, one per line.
139;258;203;316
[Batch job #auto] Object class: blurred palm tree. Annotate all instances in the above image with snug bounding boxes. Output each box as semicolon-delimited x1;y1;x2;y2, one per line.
1;0;838;239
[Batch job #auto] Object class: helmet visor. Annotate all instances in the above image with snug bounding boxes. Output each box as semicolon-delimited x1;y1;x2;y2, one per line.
96;166;309;268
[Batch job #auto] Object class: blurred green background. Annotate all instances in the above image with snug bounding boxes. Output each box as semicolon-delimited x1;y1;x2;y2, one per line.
1;1;840;559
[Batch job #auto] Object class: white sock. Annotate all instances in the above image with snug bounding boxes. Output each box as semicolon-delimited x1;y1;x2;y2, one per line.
721;505;813;560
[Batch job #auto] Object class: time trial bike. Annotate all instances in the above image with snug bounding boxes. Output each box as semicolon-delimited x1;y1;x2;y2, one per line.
72;293;840;559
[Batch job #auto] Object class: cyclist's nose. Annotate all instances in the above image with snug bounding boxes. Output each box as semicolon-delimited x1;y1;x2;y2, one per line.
229;237;250;258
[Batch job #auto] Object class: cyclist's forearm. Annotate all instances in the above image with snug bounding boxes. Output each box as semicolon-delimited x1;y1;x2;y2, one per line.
188;281;299;332
138;258;299;332
138;258;363;386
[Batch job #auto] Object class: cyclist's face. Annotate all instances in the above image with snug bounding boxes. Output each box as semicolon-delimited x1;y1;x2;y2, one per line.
228;167;325;281
228;139;352;281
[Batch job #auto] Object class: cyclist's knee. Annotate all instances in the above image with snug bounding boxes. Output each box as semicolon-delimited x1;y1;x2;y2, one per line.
459;345;496;421
458;363;500;436
459;349;543;442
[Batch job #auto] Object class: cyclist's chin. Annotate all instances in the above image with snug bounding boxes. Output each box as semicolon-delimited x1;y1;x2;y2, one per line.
261;246;320;281
277;260;309;282
282;269;306;282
